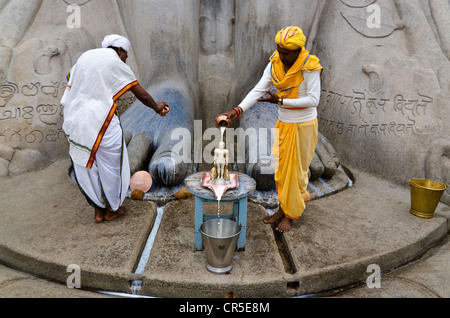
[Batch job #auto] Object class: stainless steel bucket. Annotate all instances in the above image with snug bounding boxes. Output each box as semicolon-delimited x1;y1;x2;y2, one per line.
200;219;241;274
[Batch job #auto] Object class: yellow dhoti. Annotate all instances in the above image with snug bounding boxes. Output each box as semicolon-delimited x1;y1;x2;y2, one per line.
273;119;318;220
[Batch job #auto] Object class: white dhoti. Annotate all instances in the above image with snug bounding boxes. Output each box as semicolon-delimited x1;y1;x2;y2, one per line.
72;115;130;212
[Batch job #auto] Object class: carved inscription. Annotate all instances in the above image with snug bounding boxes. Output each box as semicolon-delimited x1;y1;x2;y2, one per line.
318;117;416;136
116;94;136;114
393;93;431;117
0;106;34;125
0;103;63;126
0;82;19;107
318;89;433;137
0;81;67;147
0;80;139;149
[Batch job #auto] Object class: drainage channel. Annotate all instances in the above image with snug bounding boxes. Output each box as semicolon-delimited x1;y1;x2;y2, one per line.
268;169;355;297
266;206;300;296
97;205;166;298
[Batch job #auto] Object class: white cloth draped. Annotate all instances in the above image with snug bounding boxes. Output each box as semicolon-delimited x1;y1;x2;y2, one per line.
101;34;131;52
61;48;137;168
62;47;138;212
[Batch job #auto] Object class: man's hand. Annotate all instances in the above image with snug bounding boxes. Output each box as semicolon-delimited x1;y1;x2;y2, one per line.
130;84;169;116
215;109;238;128
155;102;170;117
257;90;280;104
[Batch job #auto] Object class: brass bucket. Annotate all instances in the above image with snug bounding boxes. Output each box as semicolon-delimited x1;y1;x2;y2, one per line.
409;179;448;219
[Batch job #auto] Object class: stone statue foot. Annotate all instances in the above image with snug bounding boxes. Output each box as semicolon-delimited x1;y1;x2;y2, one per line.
246;132;341;190
125;131;153;176
315;133;340;179
121;83;194;188
124;129;188;188
149;145;188;188
247;156;276;191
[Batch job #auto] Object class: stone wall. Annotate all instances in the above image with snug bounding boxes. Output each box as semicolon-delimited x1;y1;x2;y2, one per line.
0;0;448;203
0;0;137;175
312;0;449;204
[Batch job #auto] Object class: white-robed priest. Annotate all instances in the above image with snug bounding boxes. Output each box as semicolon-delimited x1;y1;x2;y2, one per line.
61;34;170;223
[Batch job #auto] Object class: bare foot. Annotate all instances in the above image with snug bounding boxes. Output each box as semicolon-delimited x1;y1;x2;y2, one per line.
95;208;106;223
275;217;292;233
104;205;126;221
303;191;311;202
263;207;284;224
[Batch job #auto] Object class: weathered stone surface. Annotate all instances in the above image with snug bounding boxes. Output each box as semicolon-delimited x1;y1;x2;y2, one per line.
285;168;448;295
0;145;15;161
393;235;450;298
0;0;141;175
0;158;8;177
123;130;132;146
0;159;448;298
141;199;288;298
1;0;447;198
336;277;440;298
127;131;153;175
312;0;450;202
0;159;157;293
0;264;114;298
8;149;47;175
0;0;449;300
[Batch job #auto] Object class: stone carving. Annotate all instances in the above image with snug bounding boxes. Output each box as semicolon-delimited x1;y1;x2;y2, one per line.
341;0;377;7
362;64;384;93
127;131;153;176
0;83;19;107
0;0;134;176
313;0;450;194
341;5;400;38
425;139;450;205
0;0;447;206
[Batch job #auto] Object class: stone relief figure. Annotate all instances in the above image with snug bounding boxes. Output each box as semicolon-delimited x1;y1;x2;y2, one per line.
0;0;448;205
0;0;126;176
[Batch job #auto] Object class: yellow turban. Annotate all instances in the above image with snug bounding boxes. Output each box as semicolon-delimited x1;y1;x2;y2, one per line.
275;26;306;50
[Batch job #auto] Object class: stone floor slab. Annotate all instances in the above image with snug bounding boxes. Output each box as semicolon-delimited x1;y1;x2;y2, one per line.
0;160;157;293
284;168;449;295
142;198;288;298
1;160;448;298
0;265;114;298
393;235;450;298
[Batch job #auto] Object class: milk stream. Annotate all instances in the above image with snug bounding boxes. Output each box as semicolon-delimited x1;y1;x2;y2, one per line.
217;199;222;237
217;126;226;237
220;126;226;142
